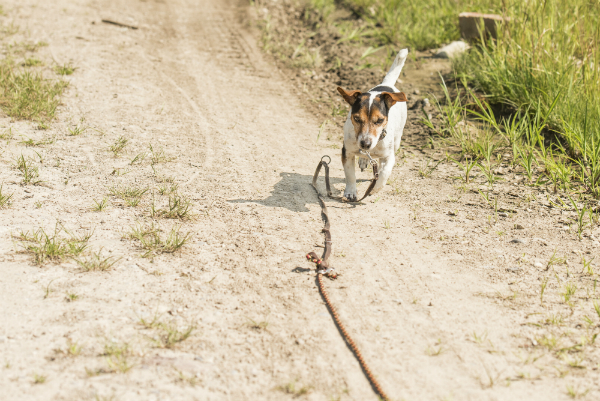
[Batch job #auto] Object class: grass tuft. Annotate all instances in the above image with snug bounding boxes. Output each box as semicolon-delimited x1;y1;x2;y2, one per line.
74;249;120;272
127;223;190;258
16;224;92;265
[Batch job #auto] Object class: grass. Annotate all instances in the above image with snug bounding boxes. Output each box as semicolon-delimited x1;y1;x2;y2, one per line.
15;154;41;185
109;136;129;156
275;380;311;397
102;340;133;373
127;223;190;258
0;184;13;207
54;63;75;76
139;315;194;348
92;197;109;211
16;224;92;265
75;249;121;272
149;144;174;165
109;185;148;207
32;373;46;384
150;193;192;219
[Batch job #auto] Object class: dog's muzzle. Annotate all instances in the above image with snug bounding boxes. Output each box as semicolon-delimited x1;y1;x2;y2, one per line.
359;137;372;149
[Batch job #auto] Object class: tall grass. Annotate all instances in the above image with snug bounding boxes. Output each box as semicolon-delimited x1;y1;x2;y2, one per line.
343;0;498;50
454;0;600;196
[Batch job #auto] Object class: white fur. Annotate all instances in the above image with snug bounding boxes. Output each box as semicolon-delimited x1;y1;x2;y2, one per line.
342;48;409;201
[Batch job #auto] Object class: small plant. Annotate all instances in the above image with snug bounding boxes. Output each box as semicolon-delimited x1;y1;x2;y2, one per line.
566;384;589;399
175;369;200;387
149;322;194;348
129;151;147;165
75;249;120;272
54;63;75;75
0;128;14;140
149;144;174;165
109;185;148;207
15;154;41;185
546;249;567;271
55;338;82;357
109;136;129;156
276;380;311;397
540;277;549;304
383;220;391;229
127;223;190;257
418;157;442;178
568;195;592;239
32;373;46;384
16;224;92;265
451;156;477;184
92;197;109;211
247;317;269;331
561;282;577;304
65;292;79;302
67;118;87;136
0;184;14;208
582;256;595;275
103;340;133;373
151;193;192;219
43;279;56;299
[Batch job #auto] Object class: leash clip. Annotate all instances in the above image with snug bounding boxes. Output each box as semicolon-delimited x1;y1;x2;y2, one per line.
320;155;331;165
359;149;376;165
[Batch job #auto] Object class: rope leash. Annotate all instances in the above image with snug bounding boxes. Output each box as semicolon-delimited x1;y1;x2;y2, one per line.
306;155;390;401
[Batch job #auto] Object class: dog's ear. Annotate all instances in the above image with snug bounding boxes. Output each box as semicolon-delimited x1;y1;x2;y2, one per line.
380;92;408;109
337;87;362;106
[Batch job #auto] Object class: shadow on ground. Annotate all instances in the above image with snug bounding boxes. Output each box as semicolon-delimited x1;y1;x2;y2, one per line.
230;171;369;212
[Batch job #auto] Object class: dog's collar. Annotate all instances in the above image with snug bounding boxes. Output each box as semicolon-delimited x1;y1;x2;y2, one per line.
379;128;387;142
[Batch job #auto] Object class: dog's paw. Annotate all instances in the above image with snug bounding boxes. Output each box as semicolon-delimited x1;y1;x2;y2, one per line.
358;157;368;172
344;187;357;202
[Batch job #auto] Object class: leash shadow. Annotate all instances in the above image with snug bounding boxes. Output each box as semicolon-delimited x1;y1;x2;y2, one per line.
229;171;370;212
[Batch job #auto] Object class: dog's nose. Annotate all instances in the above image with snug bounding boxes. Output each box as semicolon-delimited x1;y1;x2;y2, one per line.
360;138;372;149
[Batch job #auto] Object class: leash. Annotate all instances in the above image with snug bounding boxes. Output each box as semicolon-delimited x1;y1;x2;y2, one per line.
306;153;390;401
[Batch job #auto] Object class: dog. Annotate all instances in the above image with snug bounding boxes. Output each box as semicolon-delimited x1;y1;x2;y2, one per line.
337;48;409;201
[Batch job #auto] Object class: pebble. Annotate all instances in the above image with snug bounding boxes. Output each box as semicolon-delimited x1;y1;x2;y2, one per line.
533;262;544;269
510;238;525;244
414;89;420;95
498;212;508;217
506;267;522;273
392;298;403;304
515;224;525;229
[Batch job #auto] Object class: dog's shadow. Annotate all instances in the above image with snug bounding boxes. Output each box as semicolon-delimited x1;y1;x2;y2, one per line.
229;171;370;212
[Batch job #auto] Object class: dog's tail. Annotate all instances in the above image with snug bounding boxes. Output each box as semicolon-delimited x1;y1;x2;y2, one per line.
380;48;409;87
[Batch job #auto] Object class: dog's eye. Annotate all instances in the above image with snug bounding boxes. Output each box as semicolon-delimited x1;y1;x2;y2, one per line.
375;118;384;125
353;115;362;123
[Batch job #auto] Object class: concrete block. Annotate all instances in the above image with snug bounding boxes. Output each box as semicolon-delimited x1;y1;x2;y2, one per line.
459;12;508;41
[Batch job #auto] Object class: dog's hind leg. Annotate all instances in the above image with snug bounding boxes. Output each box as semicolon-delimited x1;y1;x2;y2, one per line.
358;157;369;172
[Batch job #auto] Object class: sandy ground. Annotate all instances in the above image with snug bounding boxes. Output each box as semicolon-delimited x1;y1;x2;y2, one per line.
1;0;600;400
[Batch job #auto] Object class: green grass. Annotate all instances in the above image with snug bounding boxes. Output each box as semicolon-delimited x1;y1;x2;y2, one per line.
127;223;190;258
16;224;92;265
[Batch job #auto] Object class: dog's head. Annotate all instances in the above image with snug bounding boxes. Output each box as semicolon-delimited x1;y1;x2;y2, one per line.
337;87;407;150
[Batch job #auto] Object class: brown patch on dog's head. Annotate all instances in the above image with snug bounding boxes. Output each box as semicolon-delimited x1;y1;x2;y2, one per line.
337;87;362;105
380;91;408;109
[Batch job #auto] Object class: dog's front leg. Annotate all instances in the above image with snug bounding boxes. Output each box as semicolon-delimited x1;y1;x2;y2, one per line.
342;146;357;201
372;154;394;193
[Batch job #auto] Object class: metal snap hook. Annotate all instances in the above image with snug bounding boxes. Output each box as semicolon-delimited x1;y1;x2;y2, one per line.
321;155;332;165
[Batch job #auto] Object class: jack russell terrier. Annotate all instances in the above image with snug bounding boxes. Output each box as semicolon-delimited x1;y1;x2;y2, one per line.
337;48;409;201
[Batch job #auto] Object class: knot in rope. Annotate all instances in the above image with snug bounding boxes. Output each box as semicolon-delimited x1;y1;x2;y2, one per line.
306;252;338;279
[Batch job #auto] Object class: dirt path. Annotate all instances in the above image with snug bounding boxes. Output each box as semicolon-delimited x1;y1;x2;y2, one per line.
0;1;588;400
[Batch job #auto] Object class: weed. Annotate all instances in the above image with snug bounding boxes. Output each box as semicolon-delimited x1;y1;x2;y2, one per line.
582;256;595;275
75;249;120;272
451;157;477;184
383;219;391;229
130;151;147;165
55;338;82;357
594;300;600;320
149;144;174;165
418;157;442;178
16;224;91;265
127;223;190;257
54;63;75;76
540;277;549;304
67;119;87;136
0;127;13;140
109;185;148;207
151;193;192;219
0;184;13;207
103;340;133;373
276;380;311;397
567;195;592;239
566;384;590;399
175;369;200;386
92;197;109;212
247;318;269;331
65;292;79;302
546;250;567;271
561;282;577;304
14;154;41;185
149;323;194;348
109;136;129;156
32;373;46;384
43;279;56;299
